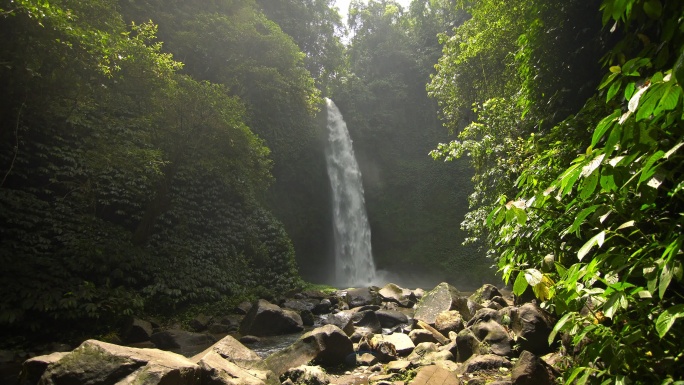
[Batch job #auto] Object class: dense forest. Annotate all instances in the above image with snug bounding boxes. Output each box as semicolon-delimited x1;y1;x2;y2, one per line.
1;0;683;382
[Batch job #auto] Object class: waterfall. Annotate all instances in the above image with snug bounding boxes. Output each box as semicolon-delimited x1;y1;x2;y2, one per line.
324;98;377;287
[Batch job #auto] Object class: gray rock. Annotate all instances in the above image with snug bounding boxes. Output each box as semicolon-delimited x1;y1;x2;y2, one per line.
411;365;462;385
370;333;415;356
415;320;449;345
351;310;382;334
467;308;502;327
190;334;261;365
123;318;154;343
21;340;200;385
458;354;512;374
239;300;304;336
301;310;315;326
511;303;555;355
312;299;332;315
346;287;378;308
189;314;212;332
414;283;482;325
281;365;331;385
511;351;557;385
18;352;68;385
471;320;513;357
356;353;379;366
236;301;253;315
378;283;414;307
282;299;316;313
407;343;453;366
434;310;464;336
263;325;353;376
150;329;217;356
322;310;355;336
375;309;409;328
469;284;503;305
409;329;439;345
198;350;277;385
455;328;480;362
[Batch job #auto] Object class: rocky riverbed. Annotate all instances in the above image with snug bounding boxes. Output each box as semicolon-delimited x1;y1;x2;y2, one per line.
11;282;564;385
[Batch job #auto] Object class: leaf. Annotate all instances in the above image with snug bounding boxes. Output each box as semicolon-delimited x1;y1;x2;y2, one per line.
616;220;635;230
639;150;665;185
564;205;600;237
655;304;684;338
609;66;622;74
674;49;684;86
549;312;573;345
653;83;680;116
643;0;663;19
659;262;673;299
581;154;606;177
592;112;620;147
513;272;529;296
628;84;650;112
607;80;621;102
636;84;664;121
603;291;627;319
579;169;599;200
525;269;543;286
578;231;606;261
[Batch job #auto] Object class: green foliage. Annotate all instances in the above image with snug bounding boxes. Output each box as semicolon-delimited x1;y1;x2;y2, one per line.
434;0;684;382
0;0;304;342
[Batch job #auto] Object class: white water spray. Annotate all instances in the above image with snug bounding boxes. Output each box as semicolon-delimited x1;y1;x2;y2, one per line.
324;98;377;287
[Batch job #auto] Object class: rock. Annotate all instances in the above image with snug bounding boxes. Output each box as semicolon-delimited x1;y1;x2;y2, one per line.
239;300;304;336
236;301;253;315
208;323;237;334
408;343;452;366
263;325;353;376
198;350;278;385
411;365;462;385
368;338;397;363
356;353;379;366
282;299;316;313
370;333;415;356
415;320;449;345
511;351;557;385
378;283;414;307
410;329;439;345
434;311;464;336
322;310;355;335
458;354;512;374
469;284;503;305
281;365;331;385
466;308;502;327
414;283;482;325
21;339;200;385
301;310;315;326
385;360;412;373
122;318;154;343
511;303;555;355
375;309;409;328
351;310;382;334
301;290;330;300
471;320;513;357
190;335;261;364
18;352;68;385
455;329;480;362
240;336;261;345
189;314;212;332
312;299;332;315
150;329;217;356
346;287;378;308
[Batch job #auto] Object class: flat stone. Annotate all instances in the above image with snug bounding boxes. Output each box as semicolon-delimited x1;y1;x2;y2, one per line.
411;365;462;385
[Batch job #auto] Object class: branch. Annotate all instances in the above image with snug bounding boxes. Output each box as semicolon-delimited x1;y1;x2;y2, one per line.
1;103;23;188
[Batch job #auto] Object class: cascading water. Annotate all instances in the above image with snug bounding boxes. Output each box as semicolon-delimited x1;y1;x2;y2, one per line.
324;98;377;287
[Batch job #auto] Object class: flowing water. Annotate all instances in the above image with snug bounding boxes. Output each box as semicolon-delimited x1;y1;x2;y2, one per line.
324;98;377;287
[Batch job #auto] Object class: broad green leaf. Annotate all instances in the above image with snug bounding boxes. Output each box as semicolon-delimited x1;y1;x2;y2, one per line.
564;205;600;237
659;262;673;299
624;82;636;100
655;304;684;338
513;272;529;296
581;154;605;177
603;291;627;319
599;72;619;90
607;80;621;102
578;231;606;261
579;169;599;200
639;150;665;185
636;84;665;121
609;65;621;73
549;312;573;345
674;48;684;86
628;84;650;112
653;83;680;116
643;0;663;19
591;112;619;147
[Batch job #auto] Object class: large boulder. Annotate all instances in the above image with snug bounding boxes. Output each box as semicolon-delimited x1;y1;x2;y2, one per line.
191;335;261;365
346;287;378;308
123;318;154;343
511;351;558;385
351;310;382;334
469;284;503;305
458;354;512;375
471;320;513;357
263;325;353;376
411;365;462;385
19;352;68;385
322;310;355;335
434;311;464;336
20;340;200;385
375;309;409;328
370;333;415;356
198;351;278;385
150;329;217;356
239;300;304;337
378;283;414;307
414;283;482;325
511;303;555;355
282;299;316;313
455;328;480;362
407;343;453;367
